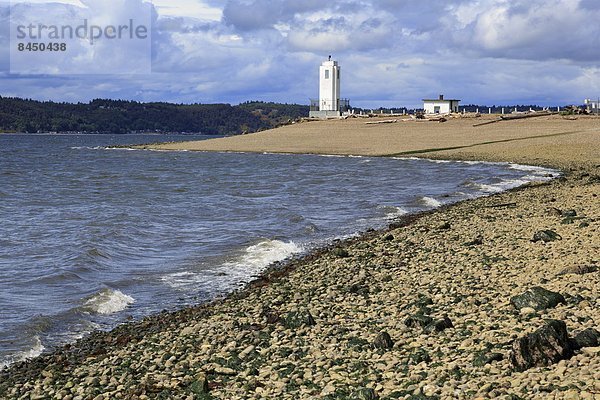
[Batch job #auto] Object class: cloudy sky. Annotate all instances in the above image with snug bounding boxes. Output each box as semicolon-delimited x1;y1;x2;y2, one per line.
1;0;599;108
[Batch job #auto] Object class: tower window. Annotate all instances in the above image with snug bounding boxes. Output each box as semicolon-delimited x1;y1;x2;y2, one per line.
325;70;329;79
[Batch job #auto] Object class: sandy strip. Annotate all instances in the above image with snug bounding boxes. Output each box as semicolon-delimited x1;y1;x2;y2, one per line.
137;115;600;168
1;117;599;400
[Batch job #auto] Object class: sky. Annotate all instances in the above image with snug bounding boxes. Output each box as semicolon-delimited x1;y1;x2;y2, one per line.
1;0;599;108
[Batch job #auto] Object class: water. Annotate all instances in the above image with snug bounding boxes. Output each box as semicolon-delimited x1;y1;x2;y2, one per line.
0;134;558;367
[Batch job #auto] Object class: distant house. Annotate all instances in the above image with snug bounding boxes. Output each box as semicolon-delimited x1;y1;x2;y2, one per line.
423;95;460;114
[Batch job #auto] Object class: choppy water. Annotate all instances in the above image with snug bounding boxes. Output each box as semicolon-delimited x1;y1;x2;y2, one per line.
0;134;558;367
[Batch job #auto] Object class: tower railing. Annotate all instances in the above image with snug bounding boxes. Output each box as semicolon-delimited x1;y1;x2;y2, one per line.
309;98;320;112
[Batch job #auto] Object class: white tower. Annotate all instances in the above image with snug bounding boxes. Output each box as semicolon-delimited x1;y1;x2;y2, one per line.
319;56;340;111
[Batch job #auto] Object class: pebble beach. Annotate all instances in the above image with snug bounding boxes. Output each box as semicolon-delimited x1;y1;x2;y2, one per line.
1;116;599;399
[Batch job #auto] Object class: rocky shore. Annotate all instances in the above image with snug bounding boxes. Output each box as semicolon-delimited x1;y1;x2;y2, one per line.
1;120;599;399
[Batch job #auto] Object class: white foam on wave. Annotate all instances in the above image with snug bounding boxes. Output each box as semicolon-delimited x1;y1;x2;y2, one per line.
162;271;198;289
508;163;552;173
224;239;303;277
426;159;451;164
472;178;536;193
420;196;442;208
162;239;303;290
112;147;142;151
377;205;409;220
70;146;105;150
82;289;135;315
0;336;45;369
317;154;346;158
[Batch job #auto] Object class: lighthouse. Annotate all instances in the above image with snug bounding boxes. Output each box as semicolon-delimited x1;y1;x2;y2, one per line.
309;56;349;118
319;55;340;112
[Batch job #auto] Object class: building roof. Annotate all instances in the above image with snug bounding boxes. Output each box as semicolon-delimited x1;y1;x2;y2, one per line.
422;99;460;102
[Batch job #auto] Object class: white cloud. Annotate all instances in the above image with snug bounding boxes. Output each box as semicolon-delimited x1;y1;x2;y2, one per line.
445;0;600;61
9;0;153;74
152;0;221;21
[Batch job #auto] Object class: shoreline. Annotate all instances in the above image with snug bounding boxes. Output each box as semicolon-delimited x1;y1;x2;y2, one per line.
1;120;599;399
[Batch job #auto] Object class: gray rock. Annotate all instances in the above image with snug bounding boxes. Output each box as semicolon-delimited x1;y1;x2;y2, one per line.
557;265;598;276
510;287;565;311
437;222;451;230
352;388;378;400
373;331;394;350
473;350;503;367
564;293;586;306
404;313;433;329
572;328;600;349
261;307;280;324
332;247;349;258
408;349;431;365
283;310;316;329
464;235;484;246
532;230;562;243
416;295;434;306
383;234;394;241
347;281;370;296
189;374;209;395
425;316;454;333
510;320;574;372
547;207;563;217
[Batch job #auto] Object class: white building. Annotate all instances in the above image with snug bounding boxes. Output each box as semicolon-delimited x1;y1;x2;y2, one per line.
423;95;460;114
584;98;599;114
309;56;349;118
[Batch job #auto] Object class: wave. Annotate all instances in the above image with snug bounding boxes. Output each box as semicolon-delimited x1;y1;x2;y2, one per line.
398;157;560;176
162;239;303;290
317;154;346;158
228;239;303;272
69;146;105;150
508;163;553;173
419;196;443;208
0;336;45;369
81;289;135;315
377;205;409;220
468;178;531;193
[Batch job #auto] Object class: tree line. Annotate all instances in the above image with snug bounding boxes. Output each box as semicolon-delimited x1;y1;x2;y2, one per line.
0;97;310;134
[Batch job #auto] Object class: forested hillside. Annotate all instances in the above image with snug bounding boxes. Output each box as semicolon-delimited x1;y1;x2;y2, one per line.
0;97;310;134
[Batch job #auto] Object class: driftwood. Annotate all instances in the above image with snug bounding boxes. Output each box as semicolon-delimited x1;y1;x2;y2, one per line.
473;111;553;127
500;111;551;121
365;119;398;125
427;117;447;123
405;114;447;123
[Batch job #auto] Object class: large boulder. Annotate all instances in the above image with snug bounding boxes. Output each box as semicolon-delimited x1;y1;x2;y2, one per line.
531;230;562;243
510;320;574;371
404;313;433;329
572;328;600;349
373;331;394;350
510;287;565;311
424;316;454;333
